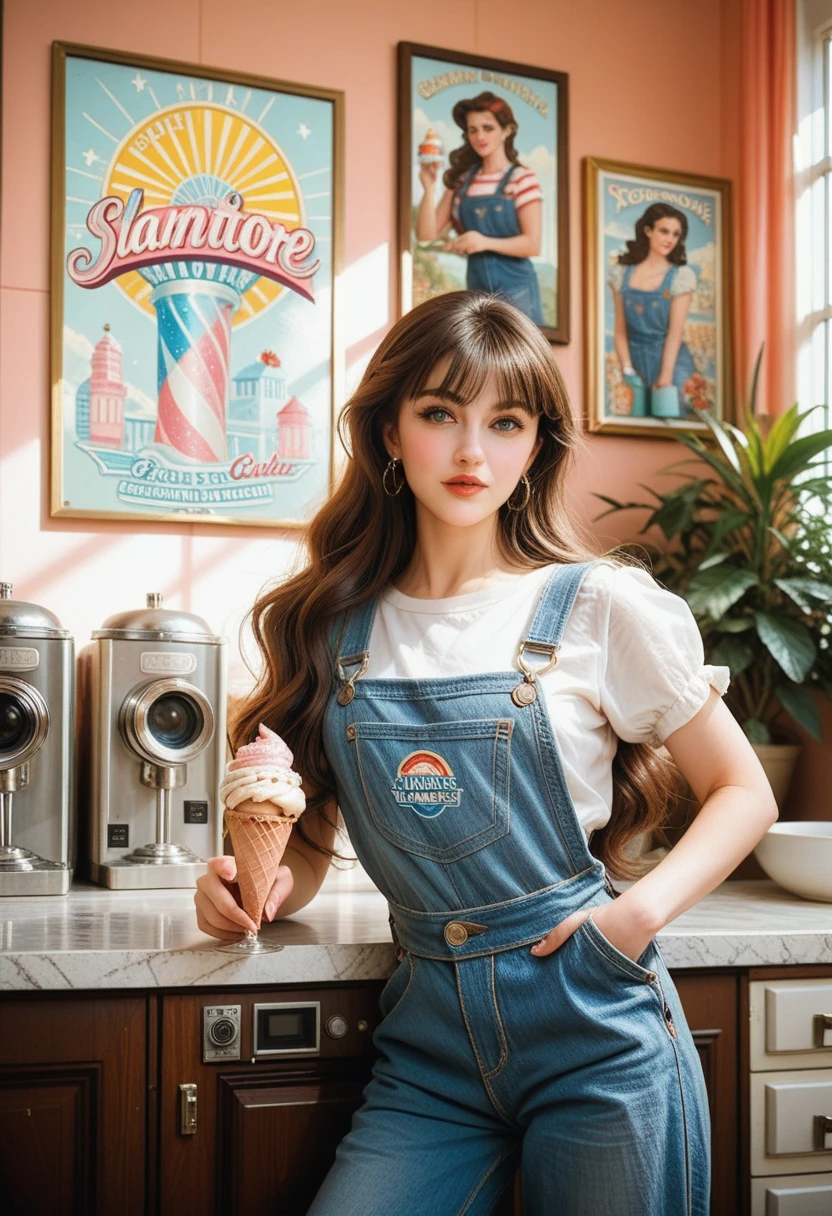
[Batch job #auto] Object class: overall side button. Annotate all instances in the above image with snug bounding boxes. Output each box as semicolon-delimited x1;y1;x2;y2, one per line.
444;921;488;947
445;922;469;946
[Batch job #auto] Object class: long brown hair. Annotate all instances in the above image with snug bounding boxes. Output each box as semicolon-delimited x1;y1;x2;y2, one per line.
232;292;677;880
443;91;521;191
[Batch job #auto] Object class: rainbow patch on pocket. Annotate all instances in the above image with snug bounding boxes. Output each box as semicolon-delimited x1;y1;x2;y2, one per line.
392;751;463;818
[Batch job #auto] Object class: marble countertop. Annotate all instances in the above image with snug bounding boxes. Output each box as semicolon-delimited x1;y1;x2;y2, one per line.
0;871;830;991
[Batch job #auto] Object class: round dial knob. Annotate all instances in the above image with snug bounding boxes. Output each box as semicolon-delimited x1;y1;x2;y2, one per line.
209;1017;237;1046
326;1015;349;1039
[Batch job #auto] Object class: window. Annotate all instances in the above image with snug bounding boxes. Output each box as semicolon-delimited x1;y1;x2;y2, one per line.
796;1;832;461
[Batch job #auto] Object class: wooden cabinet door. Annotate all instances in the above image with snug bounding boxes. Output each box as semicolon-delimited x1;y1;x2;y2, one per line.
0;994;147;1216
672;971;740;1216
216;1069;369;1214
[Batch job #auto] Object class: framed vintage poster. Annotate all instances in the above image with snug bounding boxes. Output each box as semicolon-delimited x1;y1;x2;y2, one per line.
398;42;569;343
584;157;733;437
51;42;343;527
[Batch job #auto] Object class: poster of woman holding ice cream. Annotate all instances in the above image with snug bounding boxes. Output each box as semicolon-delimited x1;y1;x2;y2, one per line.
399;43;569;342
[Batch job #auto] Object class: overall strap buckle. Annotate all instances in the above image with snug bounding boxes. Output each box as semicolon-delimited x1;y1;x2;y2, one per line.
511;640;559;707
336;652;369;706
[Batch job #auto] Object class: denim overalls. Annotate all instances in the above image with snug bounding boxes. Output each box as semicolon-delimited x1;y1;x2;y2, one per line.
621;263;696;412
309;561;710;1216
457;163;545;326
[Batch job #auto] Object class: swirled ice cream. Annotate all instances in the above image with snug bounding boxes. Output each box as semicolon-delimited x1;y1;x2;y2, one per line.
219;724;306;821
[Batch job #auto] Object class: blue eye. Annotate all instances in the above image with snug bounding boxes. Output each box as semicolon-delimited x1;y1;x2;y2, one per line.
420;407;453;423
493;416;523;432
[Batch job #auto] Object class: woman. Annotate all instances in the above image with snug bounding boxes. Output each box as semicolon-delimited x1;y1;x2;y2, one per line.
415;91;544;325
195;292;777;1215
609;203;698;414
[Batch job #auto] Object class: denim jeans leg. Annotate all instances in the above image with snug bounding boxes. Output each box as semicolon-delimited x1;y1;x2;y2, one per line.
307;1082;519;1216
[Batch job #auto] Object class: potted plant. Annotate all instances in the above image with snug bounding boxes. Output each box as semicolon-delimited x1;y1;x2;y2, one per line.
593;354;832;808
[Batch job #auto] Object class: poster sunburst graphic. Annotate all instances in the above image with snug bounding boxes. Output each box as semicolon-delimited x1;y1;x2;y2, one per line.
102;103;305;327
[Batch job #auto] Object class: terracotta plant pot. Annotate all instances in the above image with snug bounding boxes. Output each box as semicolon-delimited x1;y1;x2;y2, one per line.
749;742;802;811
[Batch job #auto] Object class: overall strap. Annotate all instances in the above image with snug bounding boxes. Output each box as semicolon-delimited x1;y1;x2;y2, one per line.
525;560;603;646
510;561;604;706
458;162;480;198
332;597;378;705
496;163;517;195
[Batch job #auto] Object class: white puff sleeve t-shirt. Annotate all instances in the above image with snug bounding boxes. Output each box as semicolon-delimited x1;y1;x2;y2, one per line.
366;561;731;840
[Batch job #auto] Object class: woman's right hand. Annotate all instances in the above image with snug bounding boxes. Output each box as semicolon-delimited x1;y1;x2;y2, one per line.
418;162;439;192
194;855;295;940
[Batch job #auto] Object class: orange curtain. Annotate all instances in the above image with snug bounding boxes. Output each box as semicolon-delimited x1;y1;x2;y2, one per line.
738;0;796;417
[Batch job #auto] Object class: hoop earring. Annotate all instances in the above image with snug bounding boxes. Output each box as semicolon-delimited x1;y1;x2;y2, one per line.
383;457;405;497
506;474;531;512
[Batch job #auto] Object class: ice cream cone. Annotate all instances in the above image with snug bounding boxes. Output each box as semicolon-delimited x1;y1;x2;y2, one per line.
219;724;306;932
225;801;294;930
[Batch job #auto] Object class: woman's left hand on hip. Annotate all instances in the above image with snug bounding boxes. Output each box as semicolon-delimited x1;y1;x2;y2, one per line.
530;902;653;962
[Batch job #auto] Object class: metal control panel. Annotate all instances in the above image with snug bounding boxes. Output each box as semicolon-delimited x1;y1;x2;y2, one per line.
202;1004;241;1062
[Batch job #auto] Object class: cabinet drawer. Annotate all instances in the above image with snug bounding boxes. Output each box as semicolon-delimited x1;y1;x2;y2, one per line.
751;1172;832;1215
751;1070;832;1175
750;981;832;1071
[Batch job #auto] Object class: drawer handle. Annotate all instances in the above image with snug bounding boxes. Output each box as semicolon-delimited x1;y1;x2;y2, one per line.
814;1114;832;1152
813;1013;832;1048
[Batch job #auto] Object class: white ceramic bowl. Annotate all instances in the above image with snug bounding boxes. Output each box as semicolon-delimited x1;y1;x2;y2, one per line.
753;821;832;903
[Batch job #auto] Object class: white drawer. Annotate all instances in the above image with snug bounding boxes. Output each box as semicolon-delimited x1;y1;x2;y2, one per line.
751;980;832;1071
751;1172;832;1215
751;1069;832;1175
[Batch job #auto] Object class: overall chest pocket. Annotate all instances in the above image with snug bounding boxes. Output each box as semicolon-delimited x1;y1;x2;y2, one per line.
347;718;512;863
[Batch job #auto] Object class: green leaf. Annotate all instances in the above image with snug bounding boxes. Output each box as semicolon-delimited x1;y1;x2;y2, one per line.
768;431;832;483
671;431;755;507
710;636;754;676
685;567;759;619
763;404;802;473
775;682;822;741
703;507;750;560
774;577;832;606
698;553;731;571
591;493;654;521
755;611;817;681
747;345;764;419
794;477;832;497
649;497;698;538
768;527;795;553
698;411;742;474
746;412;765;472
718;617;756;632
744;717;771;744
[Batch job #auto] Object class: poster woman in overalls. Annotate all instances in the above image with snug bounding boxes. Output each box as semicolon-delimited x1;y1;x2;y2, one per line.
415;91;545;325
608;203;698;416
195;292;778;1215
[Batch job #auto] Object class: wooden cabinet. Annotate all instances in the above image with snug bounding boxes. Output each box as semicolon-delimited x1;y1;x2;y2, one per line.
1;966;829;1215
674;971;740;1216
0;993;148;1216
158;984;382;1215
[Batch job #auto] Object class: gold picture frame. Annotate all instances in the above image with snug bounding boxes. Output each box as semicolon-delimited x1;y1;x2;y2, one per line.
584;156;734;437
51;42;344;527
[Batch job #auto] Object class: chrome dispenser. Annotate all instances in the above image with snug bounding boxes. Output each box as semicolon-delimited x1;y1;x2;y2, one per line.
0;583;74;895
82;593;226;888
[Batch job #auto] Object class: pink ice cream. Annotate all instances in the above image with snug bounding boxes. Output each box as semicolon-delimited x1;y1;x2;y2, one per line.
220;723;305;822
228;723;294;771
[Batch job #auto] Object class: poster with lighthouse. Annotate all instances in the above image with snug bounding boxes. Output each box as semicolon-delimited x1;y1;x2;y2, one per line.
51;44;342;526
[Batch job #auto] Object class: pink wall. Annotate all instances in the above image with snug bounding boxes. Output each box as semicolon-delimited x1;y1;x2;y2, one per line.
2;0;826;810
